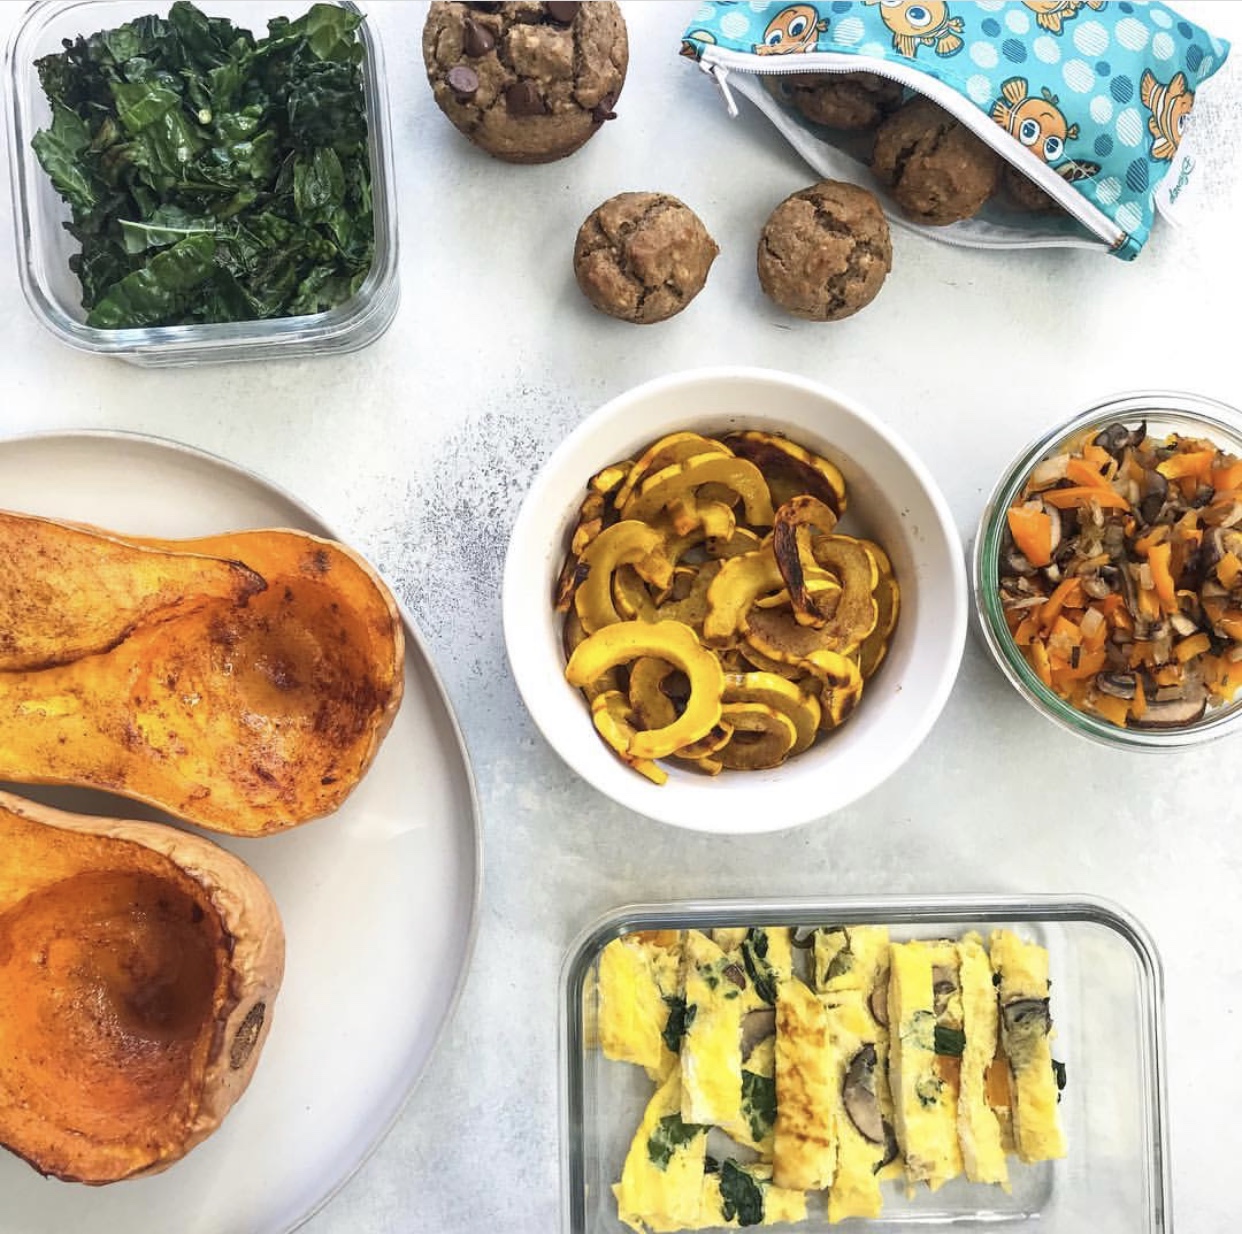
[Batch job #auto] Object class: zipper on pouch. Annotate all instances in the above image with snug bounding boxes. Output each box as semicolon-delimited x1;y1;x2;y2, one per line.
696;45;1125;253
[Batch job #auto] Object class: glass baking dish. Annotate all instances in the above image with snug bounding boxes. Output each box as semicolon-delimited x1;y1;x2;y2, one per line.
561;895;1167;1234
4;0;398;366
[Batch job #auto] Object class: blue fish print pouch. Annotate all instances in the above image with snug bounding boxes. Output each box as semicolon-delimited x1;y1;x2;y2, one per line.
679;1;1229;259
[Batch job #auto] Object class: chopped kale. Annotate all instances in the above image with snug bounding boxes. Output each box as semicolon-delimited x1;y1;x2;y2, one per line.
719;1160;765;1227
661;995;696;1054
741;929;778;1006
933;1025;967;1058
646;1113;704;1171
31;1;373;327
740;1070;777;1144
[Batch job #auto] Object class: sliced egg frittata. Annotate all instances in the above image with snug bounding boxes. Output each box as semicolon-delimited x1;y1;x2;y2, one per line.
599;932;684;1080
773;976;836;1193
990;929;1067;1164
956;933;1010;1189
601;923;1067;1232
680;930;745;1127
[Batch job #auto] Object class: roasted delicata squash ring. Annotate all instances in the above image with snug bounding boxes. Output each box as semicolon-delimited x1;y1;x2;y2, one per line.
724;430;848;517
773;495;842;629
613;564;661;622
590;691;669;785
621;453;776;530
703;546;786;648
723;672;821;756
566;620;725;761
716;702;799;770
807;534;880;654
671;721;735;761
656;560;722;633
575;521;674;634
557;429;899;781
752;566;841;612
805;650;865;729
857;541;901;681
613;432;734;512
628;657;680;731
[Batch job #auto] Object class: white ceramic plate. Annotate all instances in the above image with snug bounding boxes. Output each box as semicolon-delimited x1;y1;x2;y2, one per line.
0;432;481;1234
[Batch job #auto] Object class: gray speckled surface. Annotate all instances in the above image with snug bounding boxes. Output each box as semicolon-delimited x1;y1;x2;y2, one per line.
3;1;1242;1231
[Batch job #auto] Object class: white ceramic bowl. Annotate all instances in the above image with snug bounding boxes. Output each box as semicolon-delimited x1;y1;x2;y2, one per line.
502;367;967;833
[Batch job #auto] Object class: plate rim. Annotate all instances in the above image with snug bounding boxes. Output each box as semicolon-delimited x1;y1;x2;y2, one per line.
0;426;484;1234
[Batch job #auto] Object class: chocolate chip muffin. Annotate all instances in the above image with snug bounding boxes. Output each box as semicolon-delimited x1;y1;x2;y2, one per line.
785;72;904;131
871;96;1001;226
422;2;627;165
1001;163;1060;214
757;181;891;323
574;193;718;325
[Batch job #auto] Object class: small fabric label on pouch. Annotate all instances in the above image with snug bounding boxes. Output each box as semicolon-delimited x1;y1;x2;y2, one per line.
1152;120;1204;230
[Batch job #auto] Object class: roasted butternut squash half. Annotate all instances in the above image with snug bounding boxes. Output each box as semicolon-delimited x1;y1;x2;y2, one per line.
0;513;404;836
0;790;284;1184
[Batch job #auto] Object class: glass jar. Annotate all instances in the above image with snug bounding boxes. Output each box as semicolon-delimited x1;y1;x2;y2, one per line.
973;391;1242;750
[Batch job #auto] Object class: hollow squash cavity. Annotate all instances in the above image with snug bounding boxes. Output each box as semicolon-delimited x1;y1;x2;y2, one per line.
0;792;284;1185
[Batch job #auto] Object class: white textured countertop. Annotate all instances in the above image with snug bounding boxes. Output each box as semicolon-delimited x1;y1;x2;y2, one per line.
3;2;1241;1231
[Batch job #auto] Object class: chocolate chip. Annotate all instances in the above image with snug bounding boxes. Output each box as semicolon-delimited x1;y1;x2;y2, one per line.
446;64;479;101
545;1;581;23
462;16;496;57
505;80;547;116
591;92;617;124
467;2;501;11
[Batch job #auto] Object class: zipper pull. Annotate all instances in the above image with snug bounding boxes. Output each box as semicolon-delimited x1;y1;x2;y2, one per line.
700;61;739;119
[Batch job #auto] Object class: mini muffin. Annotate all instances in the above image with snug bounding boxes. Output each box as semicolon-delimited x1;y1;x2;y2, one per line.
1002;163;1060;214
574;193;719;325
422;2;627;164
785;72;904;131
871;96;1001;225
757;181;891;322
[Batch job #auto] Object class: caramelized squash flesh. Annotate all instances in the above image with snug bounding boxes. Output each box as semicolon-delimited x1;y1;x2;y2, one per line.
0;516;405;836
0;792;284;1184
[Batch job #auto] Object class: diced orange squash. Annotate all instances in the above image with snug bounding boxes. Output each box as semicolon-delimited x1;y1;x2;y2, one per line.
1157;450;1216;482
1042;486;1130;511
1145;542;1177;610
1065;457;1111;488
1176;633;1212;663
1211;461;1242;492
1040;577;1083;629
1093;694;1130;726
1028;640;1053;688
1218;552;1242;590
1006;506;1053;568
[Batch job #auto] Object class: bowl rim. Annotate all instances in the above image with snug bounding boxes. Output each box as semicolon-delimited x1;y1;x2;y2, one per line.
502;364;968;834
3;0;398;358
972;388;1242;751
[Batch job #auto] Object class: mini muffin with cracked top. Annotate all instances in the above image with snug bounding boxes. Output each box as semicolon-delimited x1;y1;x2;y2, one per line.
757;181;891;323
784;72;904;131
574;193;719;325
1001;163;1061;214
871;95;1001;226
422;1;627;165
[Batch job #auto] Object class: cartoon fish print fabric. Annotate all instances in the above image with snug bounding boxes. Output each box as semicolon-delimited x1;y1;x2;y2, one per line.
680;1;1229;259
757;4;828;54
992;77;1099;180
864;2;964;60
1140;69;1193;161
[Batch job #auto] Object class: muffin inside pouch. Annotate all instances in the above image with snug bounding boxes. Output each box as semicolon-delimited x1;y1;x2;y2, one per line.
679;2;1229;261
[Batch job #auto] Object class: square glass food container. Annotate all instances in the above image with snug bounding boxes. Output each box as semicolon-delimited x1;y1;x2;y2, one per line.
4;0;398;367
561;895;1168;1234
